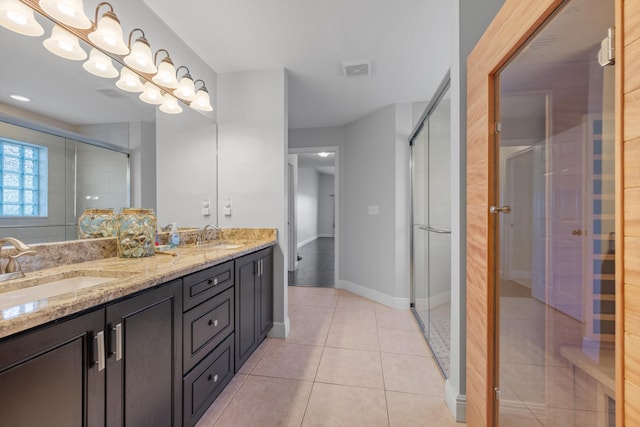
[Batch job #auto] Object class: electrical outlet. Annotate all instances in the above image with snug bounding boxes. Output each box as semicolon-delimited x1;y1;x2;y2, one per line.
368;205;379;215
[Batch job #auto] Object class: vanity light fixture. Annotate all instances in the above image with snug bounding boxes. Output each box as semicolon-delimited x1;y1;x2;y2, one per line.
174;66;196;102
88;2;128;55
0;0;44;36
123;28;156;74
318;152;331;158
190;79;213;112
152;49;179;89
159;93;182;114
139;81;163;105
43;24;86;60
39;0;91;29
115;67;145;92
83;48;118;78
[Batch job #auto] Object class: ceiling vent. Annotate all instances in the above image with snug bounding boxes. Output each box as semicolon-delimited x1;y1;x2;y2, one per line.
342;60;371;77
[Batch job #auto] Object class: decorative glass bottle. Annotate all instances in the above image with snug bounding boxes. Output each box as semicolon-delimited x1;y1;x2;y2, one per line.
78;208;116;239
116;208;156;258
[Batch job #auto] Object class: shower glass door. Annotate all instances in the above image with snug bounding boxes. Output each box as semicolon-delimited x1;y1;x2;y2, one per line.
493;0;615;424
411;81;451;376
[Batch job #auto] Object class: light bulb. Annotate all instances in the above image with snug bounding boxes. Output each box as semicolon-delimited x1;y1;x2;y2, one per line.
83;48;118;78
39;0;91;29
43;25;87;61
160;93;182;114
88;10;128;55
115;67;144;92
139;82;163;105
0;0;44;36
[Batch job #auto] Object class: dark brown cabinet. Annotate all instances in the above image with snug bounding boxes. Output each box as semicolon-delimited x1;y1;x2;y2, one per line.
0;279;182;427
235;247;273;371
181;262;235;427
106;279;182;427
0;310;105;427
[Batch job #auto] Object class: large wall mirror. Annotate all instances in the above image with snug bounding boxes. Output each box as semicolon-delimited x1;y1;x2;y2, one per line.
0;0;218;244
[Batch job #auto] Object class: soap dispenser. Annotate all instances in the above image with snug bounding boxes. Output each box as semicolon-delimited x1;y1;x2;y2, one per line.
169;223;180;248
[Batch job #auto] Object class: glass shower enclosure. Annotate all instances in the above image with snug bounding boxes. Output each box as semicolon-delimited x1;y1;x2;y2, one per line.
410;77;451;376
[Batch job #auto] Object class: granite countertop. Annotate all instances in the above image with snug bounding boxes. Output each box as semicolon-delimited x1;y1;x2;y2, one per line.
0;229;277;340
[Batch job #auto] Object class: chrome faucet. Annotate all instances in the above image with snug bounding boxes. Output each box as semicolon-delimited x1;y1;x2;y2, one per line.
196;224;220;246
0;237;36;282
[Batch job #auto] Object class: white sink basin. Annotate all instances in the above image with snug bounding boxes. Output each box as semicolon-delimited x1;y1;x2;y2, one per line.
0;273;120;319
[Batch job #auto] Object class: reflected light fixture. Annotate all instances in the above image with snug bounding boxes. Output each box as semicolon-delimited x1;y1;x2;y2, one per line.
190;79;213;112
43;24;87;60
124;28;157;74
10;94;30;102
39;0;91;29
83;48;118;78
159;93;182;114
139;81;163;105
174;66;196;102
318;152;331;158
152;49;179;89
115;67;144;92
88;2;128;55
0;0;44;36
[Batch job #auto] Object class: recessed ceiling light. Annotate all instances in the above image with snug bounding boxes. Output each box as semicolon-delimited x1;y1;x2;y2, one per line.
318;152;331;158
10;94;30;102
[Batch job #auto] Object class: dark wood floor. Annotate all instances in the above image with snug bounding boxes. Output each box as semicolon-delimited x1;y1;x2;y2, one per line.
288;237;335;287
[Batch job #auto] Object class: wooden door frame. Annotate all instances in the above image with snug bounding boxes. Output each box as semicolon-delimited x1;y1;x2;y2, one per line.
465;0;623;426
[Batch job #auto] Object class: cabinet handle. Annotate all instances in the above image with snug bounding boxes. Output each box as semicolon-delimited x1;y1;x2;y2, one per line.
214;278;218;286
259;259;263;276
208;319;218;327
208;373;219;383
114;323;123;361
95;331;105;372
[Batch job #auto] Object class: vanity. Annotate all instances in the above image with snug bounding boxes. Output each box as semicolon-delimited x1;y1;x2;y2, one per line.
0;229;276;427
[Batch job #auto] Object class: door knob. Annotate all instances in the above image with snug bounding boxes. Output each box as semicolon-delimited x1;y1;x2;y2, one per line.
489;205;511;214
571;229;583;236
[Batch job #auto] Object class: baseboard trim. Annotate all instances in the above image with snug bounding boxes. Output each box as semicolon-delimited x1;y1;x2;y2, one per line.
297;235;318;249
445;380;466;422
268;317;290;339
336;279;409;310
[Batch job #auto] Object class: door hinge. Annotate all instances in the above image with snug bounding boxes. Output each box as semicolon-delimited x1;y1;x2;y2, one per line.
495;387;501;401
495;122;502;133
598;27;615;67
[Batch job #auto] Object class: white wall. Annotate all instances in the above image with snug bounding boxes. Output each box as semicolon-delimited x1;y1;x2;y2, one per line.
338;104;411;308
297;168;320;246
318;173;335;237
217;68;289;338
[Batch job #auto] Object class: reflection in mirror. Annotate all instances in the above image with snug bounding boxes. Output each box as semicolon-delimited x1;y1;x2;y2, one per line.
0;0;218;245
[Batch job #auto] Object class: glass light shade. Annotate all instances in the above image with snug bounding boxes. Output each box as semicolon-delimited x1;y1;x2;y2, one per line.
190;89;213;112
0;0;44;36
152;58;179;89
173;75;196;101
39;0;91;29
139;82;163;105
43;25;87;61
159;94;182;114
124;38;157;74
115;67;144;92
83;48;118;78
88;11;128;55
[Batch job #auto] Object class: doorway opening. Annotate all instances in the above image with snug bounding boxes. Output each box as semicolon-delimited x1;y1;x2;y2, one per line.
288;148;339;288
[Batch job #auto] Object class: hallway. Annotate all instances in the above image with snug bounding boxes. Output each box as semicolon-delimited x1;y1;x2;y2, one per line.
288;237;335;287
195;286;461;426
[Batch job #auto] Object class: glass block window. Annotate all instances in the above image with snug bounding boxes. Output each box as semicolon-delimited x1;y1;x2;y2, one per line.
0;140;43;216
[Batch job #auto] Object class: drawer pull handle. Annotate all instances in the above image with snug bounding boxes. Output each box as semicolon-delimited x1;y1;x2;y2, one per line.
208;374;219;383
207;278;219;286
208;319;218;327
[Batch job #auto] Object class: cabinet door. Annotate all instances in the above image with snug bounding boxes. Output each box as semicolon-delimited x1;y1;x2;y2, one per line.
234;251;259;371
258;249;274;340
106;280;182;427
0;309;105;427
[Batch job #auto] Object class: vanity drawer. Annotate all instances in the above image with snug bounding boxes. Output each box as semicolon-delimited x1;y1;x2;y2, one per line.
183;287;234;373
183;333;234;427
183;260;234;311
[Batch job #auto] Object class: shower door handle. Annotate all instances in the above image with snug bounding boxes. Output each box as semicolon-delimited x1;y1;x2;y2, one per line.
418;225;451;234
489;205;511;214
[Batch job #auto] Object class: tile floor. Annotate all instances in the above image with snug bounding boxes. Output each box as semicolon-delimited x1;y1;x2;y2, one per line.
195;286;462;427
